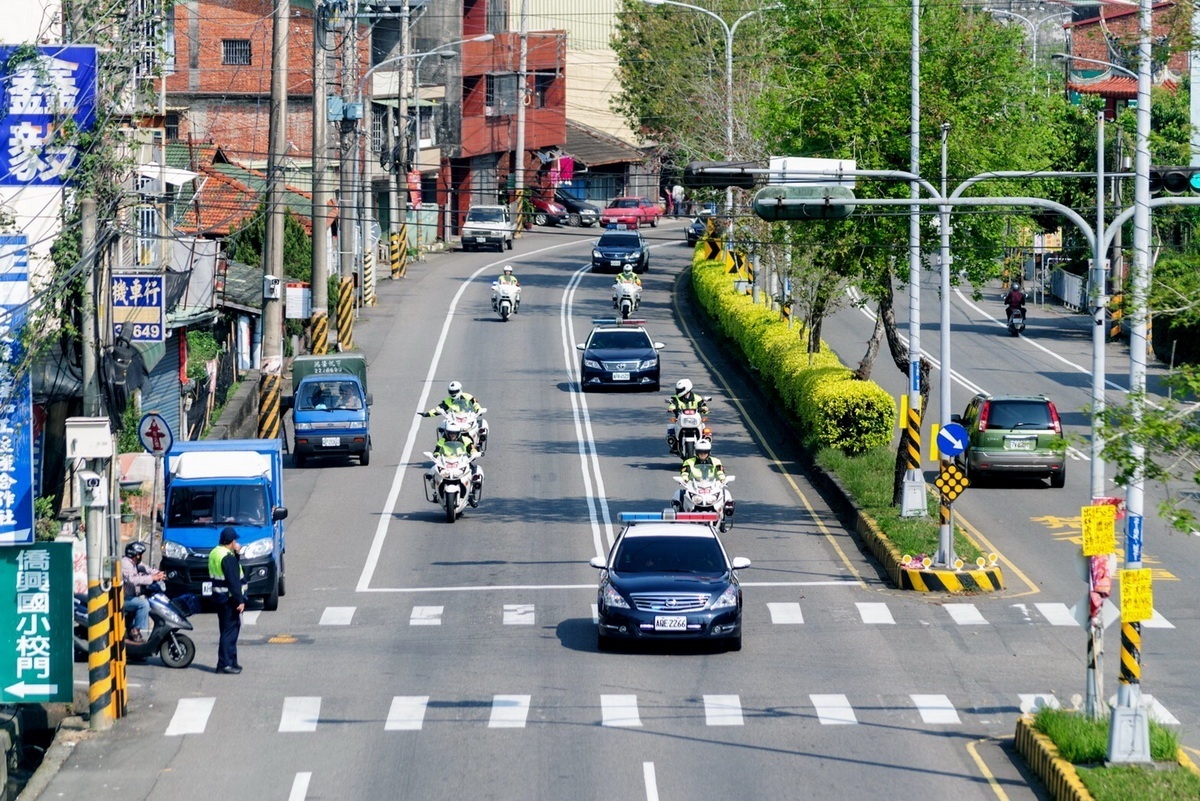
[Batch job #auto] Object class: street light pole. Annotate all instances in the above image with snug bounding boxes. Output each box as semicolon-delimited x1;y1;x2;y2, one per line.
983;8;1072;70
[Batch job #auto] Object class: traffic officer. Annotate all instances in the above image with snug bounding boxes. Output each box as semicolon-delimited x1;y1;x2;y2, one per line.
209;527;246;674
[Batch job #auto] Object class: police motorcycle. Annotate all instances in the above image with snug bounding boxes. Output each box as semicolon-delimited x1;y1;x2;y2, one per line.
612;280;641;319
422;447;483;523
672;472;736;532
667;401;712;460
433;403;490;455
492;281;521;322
73;582;198;668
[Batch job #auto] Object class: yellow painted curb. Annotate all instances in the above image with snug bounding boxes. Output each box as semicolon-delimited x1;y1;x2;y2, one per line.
1014;715;1094;801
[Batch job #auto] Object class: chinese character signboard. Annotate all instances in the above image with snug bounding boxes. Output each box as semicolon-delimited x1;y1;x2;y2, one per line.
1;542;72;703
1081;503;1117;556
0;45;98;186
112;273;165;343
0;236;34;546
1119;567;1153;623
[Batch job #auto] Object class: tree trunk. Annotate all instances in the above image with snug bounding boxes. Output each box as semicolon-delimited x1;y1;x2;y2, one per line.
854;309;884;381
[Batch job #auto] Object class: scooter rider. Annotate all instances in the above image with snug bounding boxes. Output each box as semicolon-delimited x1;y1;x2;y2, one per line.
421;380;488;449
428;421;484;507
1004;282;1027;322
492;264;521;313
612;264;642;306
121;541;165;643
668;378;708;416
681;439;726;482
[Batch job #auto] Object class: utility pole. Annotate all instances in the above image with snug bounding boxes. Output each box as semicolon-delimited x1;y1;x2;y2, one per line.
391;0;409;278
80;198;99;416
513;0;528;225
310;1;331;354
337;0;359;349
258;0;289;438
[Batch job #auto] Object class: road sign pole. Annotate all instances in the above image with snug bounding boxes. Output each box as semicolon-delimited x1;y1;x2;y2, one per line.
85;460;114;731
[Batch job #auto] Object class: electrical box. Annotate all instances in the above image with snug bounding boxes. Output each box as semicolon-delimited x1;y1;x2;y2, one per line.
263;275;282;300
344;102;363;121
65;417;113;459
326;95;344;122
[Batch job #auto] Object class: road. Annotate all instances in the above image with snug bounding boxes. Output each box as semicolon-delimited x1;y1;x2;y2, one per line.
41;220;1188;800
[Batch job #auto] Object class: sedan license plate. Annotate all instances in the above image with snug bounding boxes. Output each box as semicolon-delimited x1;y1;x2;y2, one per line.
654;615;687;631
611;372;630;381
1005;436;1036;451
321;436;340;447
610;260;621;267
475;237;487;243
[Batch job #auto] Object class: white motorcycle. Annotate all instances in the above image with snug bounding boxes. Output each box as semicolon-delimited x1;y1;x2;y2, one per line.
666;399;712;459
423;450;483;523
611;280;641;319
434;405;490;455
492;281;521;321
673;473;736;532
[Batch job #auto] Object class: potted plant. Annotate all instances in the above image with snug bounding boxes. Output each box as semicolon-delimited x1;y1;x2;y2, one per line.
119;486;143;523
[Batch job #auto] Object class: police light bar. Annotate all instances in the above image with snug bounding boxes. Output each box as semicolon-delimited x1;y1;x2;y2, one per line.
591;318;646;327
618;511;720;523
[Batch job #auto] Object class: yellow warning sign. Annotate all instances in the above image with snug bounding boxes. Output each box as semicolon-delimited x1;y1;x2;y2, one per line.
1080;504;1117;556
1119;568;1153;623
934;463;969;503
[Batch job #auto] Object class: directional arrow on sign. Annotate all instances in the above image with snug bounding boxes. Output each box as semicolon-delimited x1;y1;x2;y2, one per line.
5;680;59;699
937;423;968;458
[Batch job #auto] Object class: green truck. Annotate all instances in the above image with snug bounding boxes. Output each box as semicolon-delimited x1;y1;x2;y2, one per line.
284;353;373;467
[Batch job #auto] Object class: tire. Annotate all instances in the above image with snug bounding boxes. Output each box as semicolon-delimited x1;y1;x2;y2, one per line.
534;212;548;226
444;495;457;523
620;300;631;319
278;553;286;597
464;244;473;253
567;213;581;227
159;632;197;668
1051;464;1066;489
263;572;280;611
500;302;511;321
293;451;306;468
505;238;513;250
360;443;370;466
650;216;658;228
726;630;742;652
597;630;613;651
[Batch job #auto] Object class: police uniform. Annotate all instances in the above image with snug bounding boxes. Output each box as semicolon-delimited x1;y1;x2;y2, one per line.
209;527;247;674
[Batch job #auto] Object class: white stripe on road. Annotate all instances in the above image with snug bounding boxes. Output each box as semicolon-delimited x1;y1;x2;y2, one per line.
945;604;988;625
643;762;659;801
319;607;355;625
810;694;857;725
591;603;599;624
385;696;429;730
1035;603;1078;626
767;602;804;624
601;695;642;727
503;604;535;625
279;697;322;732
242;610;261;626
409;606;444;625
703;695;744;726
288;772;311;801
1019;694;1062;714
856;602;895;624
164;697;215;736
911;694;960;724
489;694;531;728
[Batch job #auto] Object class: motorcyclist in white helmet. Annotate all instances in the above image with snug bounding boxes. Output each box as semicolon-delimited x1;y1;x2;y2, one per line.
420;381;489;451
667;378;709;416
427;421;484;507
492;265;521;313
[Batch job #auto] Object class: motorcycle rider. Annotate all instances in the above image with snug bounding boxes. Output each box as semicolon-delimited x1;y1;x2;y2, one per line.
667;378;710;455
121;541;165;643
427;421;484;507
492;264;521;313
612;264;642;307
421;380;488;449
675;439;734;523
1004;282;1027;323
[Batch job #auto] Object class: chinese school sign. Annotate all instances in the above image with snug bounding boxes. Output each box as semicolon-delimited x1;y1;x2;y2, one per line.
1;542;72;703
0;236;33;546
0;45;98;186
112;273;165;343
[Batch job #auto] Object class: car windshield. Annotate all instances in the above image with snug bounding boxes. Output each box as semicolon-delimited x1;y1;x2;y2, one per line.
987;400;1054;430
600;234;640;248
467;208;504;222
299;380;363;411
168;484;269;527
588;330;652;350
610;199;639;208
614;535;726;574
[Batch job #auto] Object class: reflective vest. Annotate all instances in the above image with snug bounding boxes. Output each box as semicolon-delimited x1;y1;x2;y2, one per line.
436;437;474;458
682;457;724;481
208;544;246;593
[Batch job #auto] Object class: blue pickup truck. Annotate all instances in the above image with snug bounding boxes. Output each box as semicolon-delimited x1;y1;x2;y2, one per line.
285;353;373;467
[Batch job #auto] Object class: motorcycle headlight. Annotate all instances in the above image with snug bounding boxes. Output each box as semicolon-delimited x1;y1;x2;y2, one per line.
602;584;630;609
162;540;188;560
639;358;658;369
240;538;274;560
584;359;601;369
294;422;313;431
711;585;739;609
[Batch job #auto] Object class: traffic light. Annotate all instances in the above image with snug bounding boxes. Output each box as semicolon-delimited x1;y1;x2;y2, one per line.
1148;166;1200;195
752;185;856;221
682;161;760;190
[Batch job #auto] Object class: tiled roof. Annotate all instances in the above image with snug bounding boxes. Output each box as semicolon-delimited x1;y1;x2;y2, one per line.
1067;77;1178;100
176;163;330;237
565;120;644;168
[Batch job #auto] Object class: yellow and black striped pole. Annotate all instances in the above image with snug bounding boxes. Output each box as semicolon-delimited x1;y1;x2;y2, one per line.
87;580;115;729
1118;621;1142;691
110;582;127;718
905;402;922;473
337;276;355;351
390;231;402;280
310;310;329;355
362;248;377;307
257;369;282;441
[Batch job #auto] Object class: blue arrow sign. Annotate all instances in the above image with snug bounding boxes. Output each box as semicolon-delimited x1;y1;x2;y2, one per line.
937;423;968;458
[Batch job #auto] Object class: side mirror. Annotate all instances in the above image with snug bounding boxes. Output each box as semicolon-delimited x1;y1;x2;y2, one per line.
730;557;752;570
951;414;963;424
156;509;164;526
365;393;374;406
576;343;585;350
653;342;665;350
589;556;607;569
725;475;736;484
422;451;434;459
272;507;288;522
281;395;294;410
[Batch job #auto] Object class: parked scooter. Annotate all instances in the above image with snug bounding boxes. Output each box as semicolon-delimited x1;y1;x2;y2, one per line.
73;582;198;668
492;281;520;321
423;450;483;523
433;404;490;455
612;281;641;319
667;398;712;460
672;473;736;532
1007;307;1025;337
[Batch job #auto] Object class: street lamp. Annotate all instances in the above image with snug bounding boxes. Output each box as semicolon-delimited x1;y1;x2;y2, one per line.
1050;52;1137;80
983;8;1072;69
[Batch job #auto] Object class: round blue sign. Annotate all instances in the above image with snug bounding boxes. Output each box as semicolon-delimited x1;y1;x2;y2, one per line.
937;422;968;458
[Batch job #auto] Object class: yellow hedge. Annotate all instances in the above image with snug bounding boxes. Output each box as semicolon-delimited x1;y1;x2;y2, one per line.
691;251;895;455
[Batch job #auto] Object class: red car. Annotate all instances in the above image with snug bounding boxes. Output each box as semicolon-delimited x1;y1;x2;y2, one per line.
600;196;662;228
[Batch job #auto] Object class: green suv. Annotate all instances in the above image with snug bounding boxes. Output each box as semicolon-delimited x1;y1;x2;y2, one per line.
952;394;1067;488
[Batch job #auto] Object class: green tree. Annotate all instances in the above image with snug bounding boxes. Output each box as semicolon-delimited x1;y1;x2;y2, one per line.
226;203;314;283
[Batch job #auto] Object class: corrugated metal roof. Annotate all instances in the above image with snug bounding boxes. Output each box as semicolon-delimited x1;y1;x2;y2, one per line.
565;119;644;168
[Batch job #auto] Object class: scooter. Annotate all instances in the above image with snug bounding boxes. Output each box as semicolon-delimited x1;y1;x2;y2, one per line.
423;450;483;523
667;399;712;459
433;404;490;455
492;281;520;321
73;582;198;668
1007;307;1026;337
672;473;736;532
612;281;641;319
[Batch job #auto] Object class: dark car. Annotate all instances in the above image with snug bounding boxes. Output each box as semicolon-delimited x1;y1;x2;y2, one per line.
953;393;1068;488
590;511;751;651
686;216;708;246
529;196;568;226
591;228;649;274
577;319;663;391
554;190;601;227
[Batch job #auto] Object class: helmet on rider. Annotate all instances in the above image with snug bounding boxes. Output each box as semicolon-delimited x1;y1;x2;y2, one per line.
447;381;462;398
695;439;713;458
125;541;147;560
622;264;634;277
675;379;692;395
503;265;514;274
444;421;463;439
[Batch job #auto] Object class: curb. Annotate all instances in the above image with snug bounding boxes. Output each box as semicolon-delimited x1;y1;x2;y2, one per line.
1013;715;1094;801
16;716;90;801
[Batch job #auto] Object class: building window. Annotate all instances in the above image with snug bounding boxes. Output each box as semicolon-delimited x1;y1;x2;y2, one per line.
136;205;160;266
371;104;386;154
486;1;508;34
165;112;179;141
534;73;553;109
222;39;252;66
485;73;518;117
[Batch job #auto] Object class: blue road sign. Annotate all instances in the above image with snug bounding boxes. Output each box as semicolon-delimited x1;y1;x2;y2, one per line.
1126;514;1144;565
0;236;34;546
937;422;968;458
112;274;165;343
910;362;920;394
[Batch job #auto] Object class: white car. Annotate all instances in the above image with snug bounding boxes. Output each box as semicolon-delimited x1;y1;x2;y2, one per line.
461;205;515;252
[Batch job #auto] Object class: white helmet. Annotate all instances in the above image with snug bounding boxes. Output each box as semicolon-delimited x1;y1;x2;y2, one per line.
622;264;634;276
503;265;514;274
695;439;713;455
448;381;462;397
675;379;692;394
444;421;464;436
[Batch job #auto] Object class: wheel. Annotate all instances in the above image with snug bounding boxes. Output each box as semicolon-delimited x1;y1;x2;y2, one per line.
650;216;658;228
726;630;742;652
620;301;631;319
278;553;286;597
505;238;513;250
597;630;613;651
159;632;197;668
501;306;511;321
360;444;370;466
534;212;548;226
293;451;306;468
1051;464;1066;489
567;213;581;227
444;496;457;523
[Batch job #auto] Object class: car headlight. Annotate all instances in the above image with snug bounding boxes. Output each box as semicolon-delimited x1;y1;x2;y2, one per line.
602;584;630;609
584;359;601;369
162;540;188;560
294;422;313;431
711;585;739;609
639;358;658;369
592;249;602;259
240;538;274;560
343;420;365;430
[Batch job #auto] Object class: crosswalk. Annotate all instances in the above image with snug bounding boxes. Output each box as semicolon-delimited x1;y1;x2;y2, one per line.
162;691;1181;736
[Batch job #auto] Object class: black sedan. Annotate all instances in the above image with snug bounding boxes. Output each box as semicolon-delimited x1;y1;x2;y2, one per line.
591;229;649;274
590;511;751;651
577;320;663;391
686;216;708;246
555;190;601;227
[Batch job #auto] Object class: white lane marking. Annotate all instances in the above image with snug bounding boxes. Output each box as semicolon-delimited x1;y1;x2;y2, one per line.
279;697;322;733
1035;602;1078;626
288;772;311;801
911;694;960;724
945;603;988;625
1142;609;1175;629
164;697;215;736
319;607;355;625
742;580;862;587
601;694;642;727
643;762;659;801
703;694;744;726
591;603;599;624
488;694;531;728
242;610;261;626
503;604;535;625
811;694;857;725
1106;694;1182;725
357;239;587;593
410;606;444;625
856;602;895;624
1019;693;1062;714
767;602;804;624
385;696;429;730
